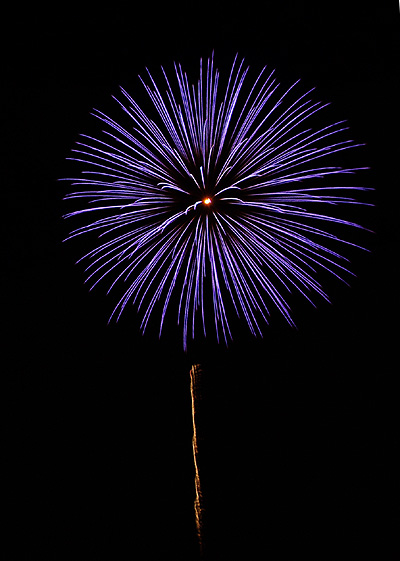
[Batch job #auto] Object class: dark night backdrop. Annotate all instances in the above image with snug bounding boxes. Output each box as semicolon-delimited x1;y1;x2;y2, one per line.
4;2;399;560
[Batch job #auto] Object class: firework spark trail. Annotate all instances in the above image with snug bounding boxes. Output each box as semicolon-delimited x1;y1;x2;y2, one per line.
190;364;205;556
64;53;371;350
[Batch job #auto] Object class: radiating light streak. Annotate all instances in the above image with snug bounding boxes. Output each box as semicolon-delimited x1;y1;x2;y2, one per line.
63;53;371;349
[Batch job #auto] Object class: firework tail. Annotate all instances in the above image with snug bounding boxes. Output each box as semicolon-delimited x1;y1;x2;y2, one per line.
190;364;205;557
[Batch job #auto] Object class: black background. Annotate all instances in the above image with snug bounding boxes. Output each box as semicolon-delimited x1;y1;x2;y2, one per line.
4;2;399;559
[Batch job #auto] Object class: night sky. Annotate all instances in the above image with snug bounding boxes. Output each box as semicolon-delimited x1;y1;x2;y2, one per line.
4;2;399;560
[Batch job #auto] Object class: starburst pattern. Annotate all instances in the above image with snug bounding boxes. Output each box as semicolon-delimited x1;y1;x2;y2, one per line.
64;54;369;349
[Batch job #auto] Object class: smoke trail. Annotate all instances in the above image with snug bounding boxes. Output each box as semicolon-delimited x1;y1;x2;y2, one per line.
190;364;205;557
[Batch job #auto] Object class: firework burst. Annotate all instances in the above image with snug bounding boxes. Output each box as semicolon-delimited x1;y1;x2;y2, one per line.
64;54;370;350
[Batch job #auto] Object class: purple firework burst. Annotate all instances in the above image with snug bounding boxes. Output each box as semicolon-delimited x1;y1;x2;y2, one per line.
64;54;370;350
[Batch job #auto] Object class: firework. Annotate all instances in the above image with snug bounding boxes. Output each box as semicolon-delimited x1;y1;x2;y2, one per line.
64;54;369;350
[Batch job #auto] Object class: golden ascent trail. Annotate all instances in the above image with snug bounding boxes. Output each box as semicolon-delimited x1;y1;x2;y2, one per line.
190;364;205;556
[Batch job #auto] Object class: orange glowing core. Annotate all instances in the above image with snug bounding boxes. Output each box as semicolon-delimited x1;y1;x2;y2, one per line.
203;197;212;206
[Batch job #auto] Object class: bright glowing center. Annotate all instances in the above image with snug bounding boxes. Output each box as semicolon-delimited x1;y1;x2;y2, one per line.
203;197;212;206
